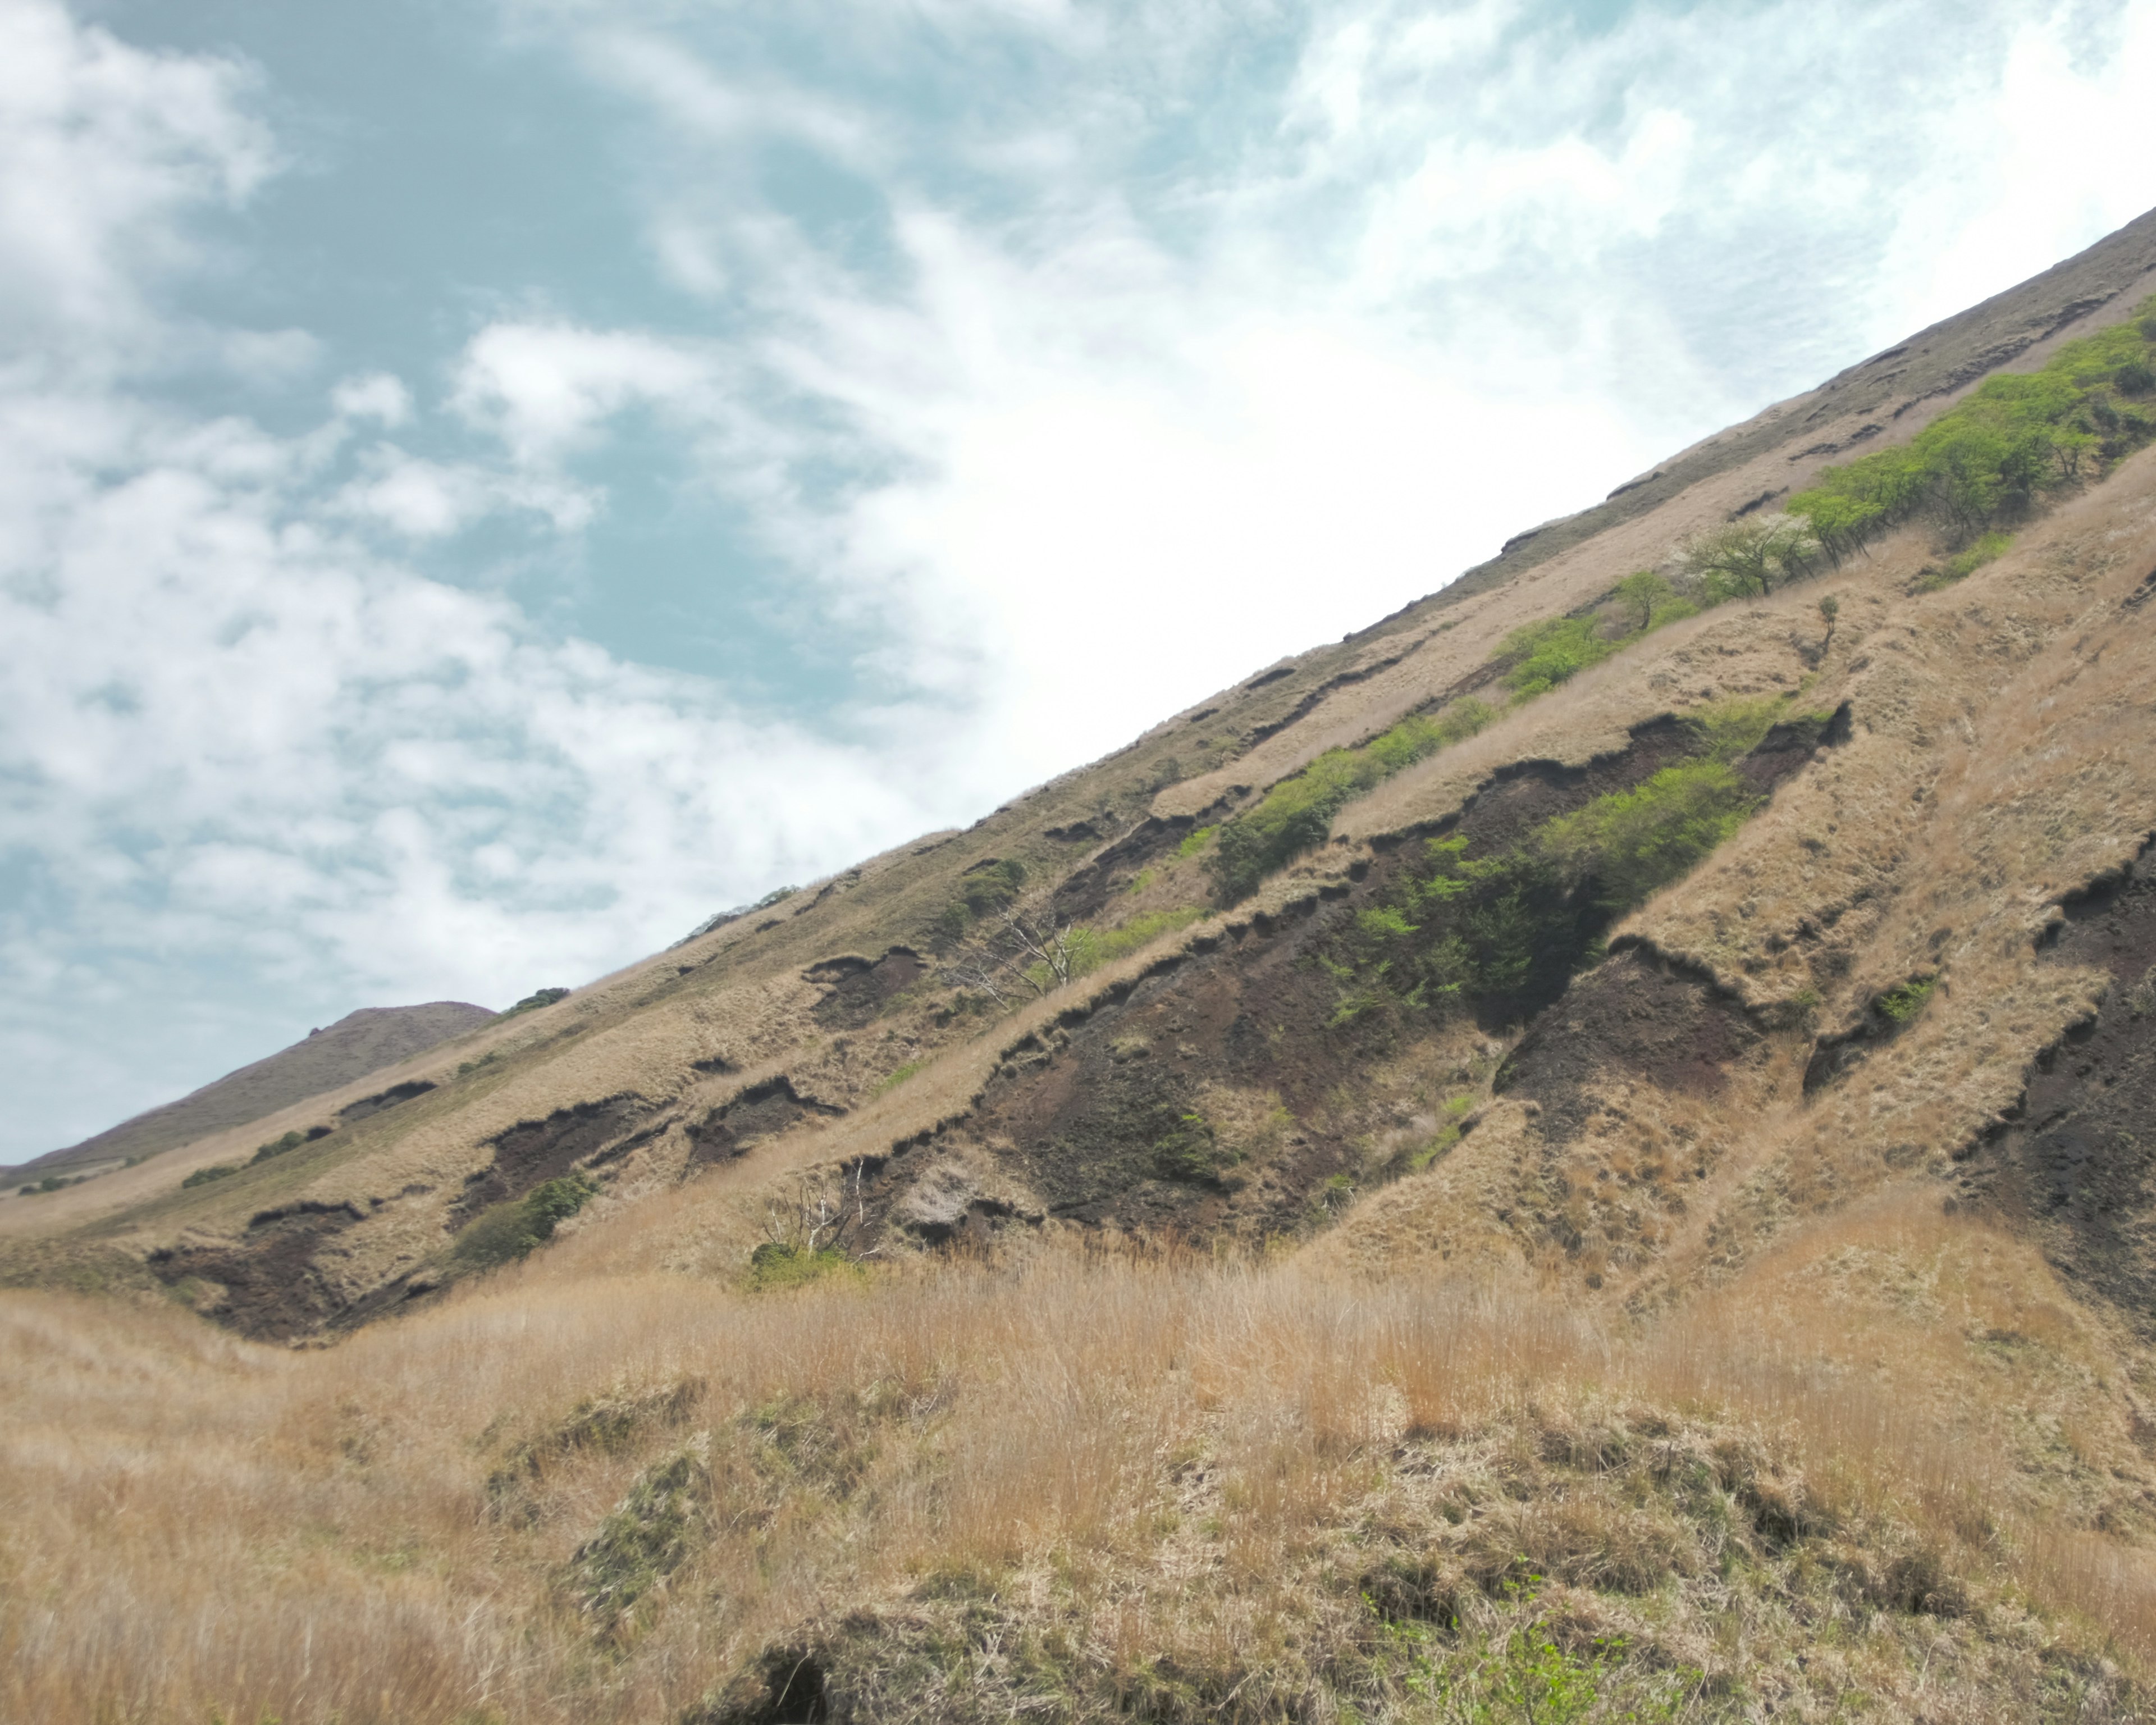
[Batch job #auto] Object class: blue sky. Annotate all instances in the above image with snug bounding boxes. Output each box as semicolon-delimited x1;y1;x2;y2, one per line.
4;0;2155;1160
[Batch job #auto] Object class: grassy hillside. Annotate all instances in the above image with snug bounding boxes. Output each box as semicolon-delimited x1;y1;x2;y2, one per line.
8;216;2156;1723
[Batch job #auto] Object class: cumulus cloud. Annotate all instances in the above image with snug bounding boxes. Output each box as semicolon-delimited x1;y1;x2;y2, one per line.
0;0;272;353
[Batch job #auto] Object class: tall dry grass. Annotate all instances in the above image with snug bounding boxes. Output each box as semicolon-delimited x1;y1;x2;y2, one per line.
3;1202;2152;1723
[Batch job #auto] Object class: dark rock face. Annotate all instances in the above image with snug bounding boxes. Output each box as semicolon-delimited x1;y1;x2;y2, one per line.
688;1079;844;1169
1959;848;2156;1333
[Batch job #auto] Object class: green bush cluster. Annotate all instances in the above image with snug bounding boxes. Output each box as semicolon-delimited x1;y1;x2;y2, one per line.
504;987;571;1017
17;1172;86;1197
181;1164;239;1189
1875;975;1938;1026
248;1127;327;1165
1500;571;1697;699
935;858;1027;946
1208;702;1495;903
453;1172;599;1270
745;1240;865;1292
1792;298;2156;556
1021;907;1206;992
1913;530;2015;593
1327;701;1822;1028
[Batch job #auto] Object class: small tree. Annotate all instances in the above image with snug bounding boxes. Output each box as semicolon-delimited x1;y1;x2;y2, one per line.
943;904;1098;1002
1678;514;1817;600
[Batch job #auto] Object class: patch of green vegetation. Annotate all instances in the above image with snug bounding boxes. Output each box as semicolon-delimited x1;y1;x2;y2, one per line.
744;1241;867;1292
1792;296;2156;556
1684;695;1808;763
1501;571;1697;700
1875;975;1938;1026
1405;1104;1474;1172
1176;825;1216;859
1915;530;2016;592
1499;615;1619;699
1208;701;1495;902
180;1164;240;1189
1326;702;1802;1031
874;1059;925;1097
453;1172;599;1271
249;1129;311;1165
567;1442;709;1638
937;858;1028;946
1090;907;1205;965
1541;761;1761;914
1154;1110;1238;1186
1381;1580;1695;1722
504;987;571;1017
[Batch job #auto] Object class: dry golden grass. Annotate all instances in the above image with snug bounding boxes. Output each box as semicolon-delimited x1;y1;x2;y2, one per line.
7;1198;2154;1723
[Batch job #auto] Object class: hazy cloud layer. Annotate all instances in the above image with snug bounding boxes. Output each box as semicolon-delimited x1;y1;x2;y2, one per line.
3;0;2154;1156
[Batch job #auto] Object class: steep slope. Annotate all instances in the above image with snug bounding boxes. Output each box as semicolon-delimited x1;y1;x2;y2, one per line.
3;1002;495;1184
11;209;2151;1345
12;213;2156;1725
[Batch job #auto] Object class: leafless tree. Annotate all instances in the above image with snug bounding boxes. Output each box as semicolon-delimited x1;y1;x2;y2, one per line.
762;1161;877;1260
942;906;1095;1005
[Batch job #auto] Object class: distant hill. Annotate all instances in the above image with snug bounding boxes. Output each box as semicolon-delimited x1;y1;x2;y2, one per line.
4;1002;496;1179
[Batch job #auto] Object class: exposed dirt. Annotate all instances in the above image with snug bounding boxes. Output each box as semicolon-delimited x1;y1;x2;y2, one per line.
1497;947;1768;1140
1050;815;1204;923
935;715;1828;1245
687;1079;846;1171
453;1094;651;1224
1957;846;2156;1333
808;949;926;1030
148;1201;367;1341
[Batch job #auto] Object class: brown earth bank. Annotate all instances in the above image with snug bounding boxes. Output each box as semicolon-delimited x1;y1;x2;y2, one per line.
11;213;2156;1722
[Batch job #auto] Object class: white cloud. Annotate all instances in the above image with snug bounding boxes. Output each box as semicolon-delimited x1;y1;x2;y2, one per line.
332;372;413;427
450;320;732;464
0;0;273;352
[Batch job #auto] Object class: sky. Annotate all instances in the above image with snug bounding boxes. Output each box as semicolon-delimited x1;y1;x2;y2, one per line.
3;0;2155;1160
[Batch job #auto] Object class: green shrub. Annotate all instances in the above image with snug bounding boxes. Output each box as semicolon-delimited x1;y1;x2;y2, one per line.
1499;571;1698;702
744;1241;865;1292
1876;975;1938;1025
1208;702;1492;901
181;1164;240;1189
1499;616;1616;698
937;858;1029;944
1792;298;2156;554
1176;825;1216;859
453;1172;599;1270
1541;762;1760;912
504;987;570;1017
250;1130;305;1165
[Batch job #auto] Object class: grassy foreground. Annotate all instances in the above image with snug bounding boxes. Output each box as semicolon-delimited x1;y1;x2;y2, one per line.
5;1200;2154;1724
